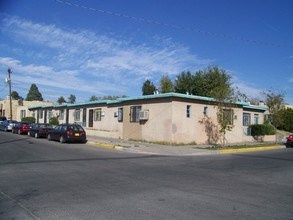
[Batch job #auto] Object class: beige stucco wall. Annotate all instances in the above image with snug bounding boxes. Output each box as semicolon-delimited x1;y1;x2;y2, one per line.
23;95;271;145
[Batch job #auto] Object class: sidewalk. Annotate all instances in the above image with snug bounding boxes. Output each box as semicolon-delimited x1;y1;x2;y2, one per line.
86;135;286;156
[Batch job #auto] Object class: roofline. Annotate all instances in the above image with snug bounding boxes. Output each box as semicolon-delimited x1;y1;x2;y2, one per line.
27;92;265;111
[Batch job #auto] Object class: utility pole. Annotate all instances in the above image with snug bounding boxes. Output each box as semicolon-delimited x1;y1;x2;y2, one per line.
8;68;12;119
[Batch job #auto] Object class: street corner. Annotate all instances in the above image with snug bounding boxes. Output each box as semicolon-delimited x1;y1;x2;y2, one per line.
219;145;285;154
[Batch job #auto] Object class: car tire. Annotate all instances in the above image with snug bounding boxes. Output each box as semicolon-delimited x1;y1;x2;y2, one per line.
4;127;7;132
28;131;30;136
47;134;52;141
35;133;39;138
60;136;65;143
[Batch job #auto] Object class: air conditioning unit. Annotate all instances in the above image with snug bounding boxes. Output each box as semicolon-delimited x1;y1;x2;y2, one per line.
139;110;149;120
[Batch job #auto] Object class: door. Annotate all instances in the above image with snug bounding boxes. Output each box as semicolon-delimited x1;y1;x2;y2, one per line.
89;109;93;127
82;108;87;127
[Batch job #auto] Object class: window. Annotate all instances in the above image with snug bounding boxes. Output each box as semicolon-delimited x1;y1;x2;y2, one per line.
94;108;102;121
254;114;259;125
20;110;26;119
186;105;191;118
203;107;208;116
39;110;43;119
222;109;234;125
74;109;81;121
118;108;123;122
48;110;53;119
32;111;35;118
59;109;64;120
130;106;141;122
243;113;251;126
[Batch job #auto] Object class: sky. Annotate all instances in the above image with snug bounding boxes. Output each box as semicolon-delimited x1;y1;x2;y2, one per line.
0;0;292;104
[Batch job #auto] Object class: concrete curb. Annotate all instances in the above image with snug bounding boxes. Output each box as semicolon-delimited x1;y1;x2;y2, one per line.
219;145;285;154
87;141;286;156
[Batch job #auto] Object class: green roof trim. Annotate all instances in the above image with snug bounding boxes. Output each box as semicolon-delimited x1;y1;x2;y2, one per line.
27;92;265;111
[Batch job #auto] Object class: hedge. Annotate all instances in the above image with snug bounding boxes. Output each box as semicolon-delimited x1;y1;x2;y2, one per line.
21;117;36;123
249;124;276;136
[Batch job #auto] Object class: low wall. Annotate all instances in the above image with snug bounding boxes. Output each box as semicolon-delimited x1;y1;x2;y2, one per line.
85;128;121;139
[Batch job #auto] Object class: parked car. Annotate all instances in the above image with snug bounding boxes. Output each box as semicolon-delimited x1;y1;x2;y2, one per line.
0;116;7;122
12;122;33;135
285;134;293;148
47;123;87;143
0;120;17;132
28;123;53;138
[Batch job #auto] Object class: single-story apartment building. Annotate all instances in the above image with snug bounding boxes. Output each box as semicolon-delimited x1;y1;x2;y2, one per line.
27;92;273;145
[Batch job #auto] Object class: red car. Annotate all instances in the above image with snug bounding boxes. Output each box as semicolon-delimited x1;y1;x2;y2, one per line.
285;134;293;148
12;122;33;135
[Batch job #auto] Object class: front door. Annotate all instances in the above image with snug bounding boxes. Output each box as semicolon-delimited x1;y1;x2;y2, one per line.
82;108;87;127
88;109;93;127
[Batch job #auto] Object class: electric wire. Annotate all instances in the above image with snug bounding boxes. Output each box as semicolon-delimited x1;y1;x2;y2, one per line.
54;0;293;49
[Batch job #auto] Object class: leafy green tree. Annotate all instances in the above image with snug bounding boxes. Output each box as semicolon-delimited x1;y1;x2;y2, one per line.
194;66;233;99
174;71;194;94
277;108;293;132
263;90;285;128
57;96;66;104
89;95;99;101
159;74;173;93
142;79;156;95
68;94;76;104
25;84;43;101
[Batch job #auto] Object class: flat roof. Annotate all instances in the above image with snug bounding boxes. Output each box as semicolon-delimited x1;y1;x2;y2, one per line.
28;92;267;111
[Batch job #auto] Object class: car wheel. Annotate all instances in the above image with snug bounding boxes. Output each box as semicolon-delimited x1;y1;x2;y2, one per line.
35;132;39;138
4;127;7;132
28;131;31;136
47;134;52;141
60;135;65;143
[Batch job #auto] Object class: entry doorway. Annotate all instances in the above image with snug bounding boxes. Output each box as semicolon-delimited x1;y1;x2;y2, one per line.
88;109;93;127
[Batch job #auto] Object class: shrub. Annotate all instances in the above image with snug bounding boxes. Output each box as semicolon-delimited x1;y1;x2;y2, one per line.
49;117;59;126
249;124;276;136
21;117;35;123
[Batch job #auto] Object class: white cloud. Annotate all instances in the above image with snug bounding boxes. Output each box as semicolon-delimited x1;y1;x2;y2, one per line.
1;16;213;100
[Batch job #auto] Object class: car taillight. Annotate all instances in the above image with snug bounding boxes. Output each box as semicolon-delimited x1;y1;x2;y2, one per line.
67;131;74;136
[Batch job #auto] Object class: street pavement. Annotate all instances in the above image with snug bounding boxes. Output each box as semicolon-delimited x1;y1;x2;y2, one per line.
87;135;286;156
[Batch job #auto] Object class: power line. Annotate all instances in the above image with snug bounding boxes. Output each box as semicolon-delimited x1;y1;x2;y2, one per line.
54;0;293;49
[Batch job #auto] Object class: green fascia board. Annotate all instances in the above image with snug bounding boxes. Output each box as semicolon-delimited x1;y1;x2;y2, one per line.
27;93;264;111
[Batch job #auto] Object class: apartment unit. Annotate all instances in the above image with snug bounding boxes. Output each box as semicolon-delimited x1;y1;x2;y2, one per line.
28;93;272;145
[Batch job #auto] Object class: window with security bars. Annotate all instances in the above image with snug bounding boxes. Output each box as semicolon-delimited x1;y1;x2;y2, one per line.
130;106;141;122
94;108;102;121
243;113;251;126
74;109;81;121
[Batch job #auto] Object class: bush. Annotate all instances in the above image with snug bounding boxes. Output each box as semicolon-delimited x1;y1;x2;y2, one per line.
249;124;276;136
21;117;35;123
49;117;59;126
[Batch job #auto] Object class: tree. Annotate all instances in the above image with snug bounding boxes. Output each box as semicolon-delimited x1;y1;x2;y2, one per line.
11;91;23;100
278;108;293;132
57;96;66;104
89;95;99;101
194;66;233;99
142;79;156;95
159;74;173;93
68;94;76;104
174;71;194;94
263;90;285;128
25;84;43;101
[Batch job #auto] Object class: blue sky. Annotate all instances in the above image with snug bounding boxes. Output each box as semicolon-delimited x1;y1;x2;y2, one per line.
0;0;292;103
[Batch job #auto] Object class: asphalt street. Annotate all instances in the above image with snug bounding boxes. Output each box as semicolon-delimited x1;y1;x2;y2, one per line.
0;132;293;220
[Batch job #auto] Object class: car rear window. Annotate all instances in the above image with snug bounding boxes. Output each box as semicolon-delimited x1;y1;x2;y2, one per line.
68;125;84;131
